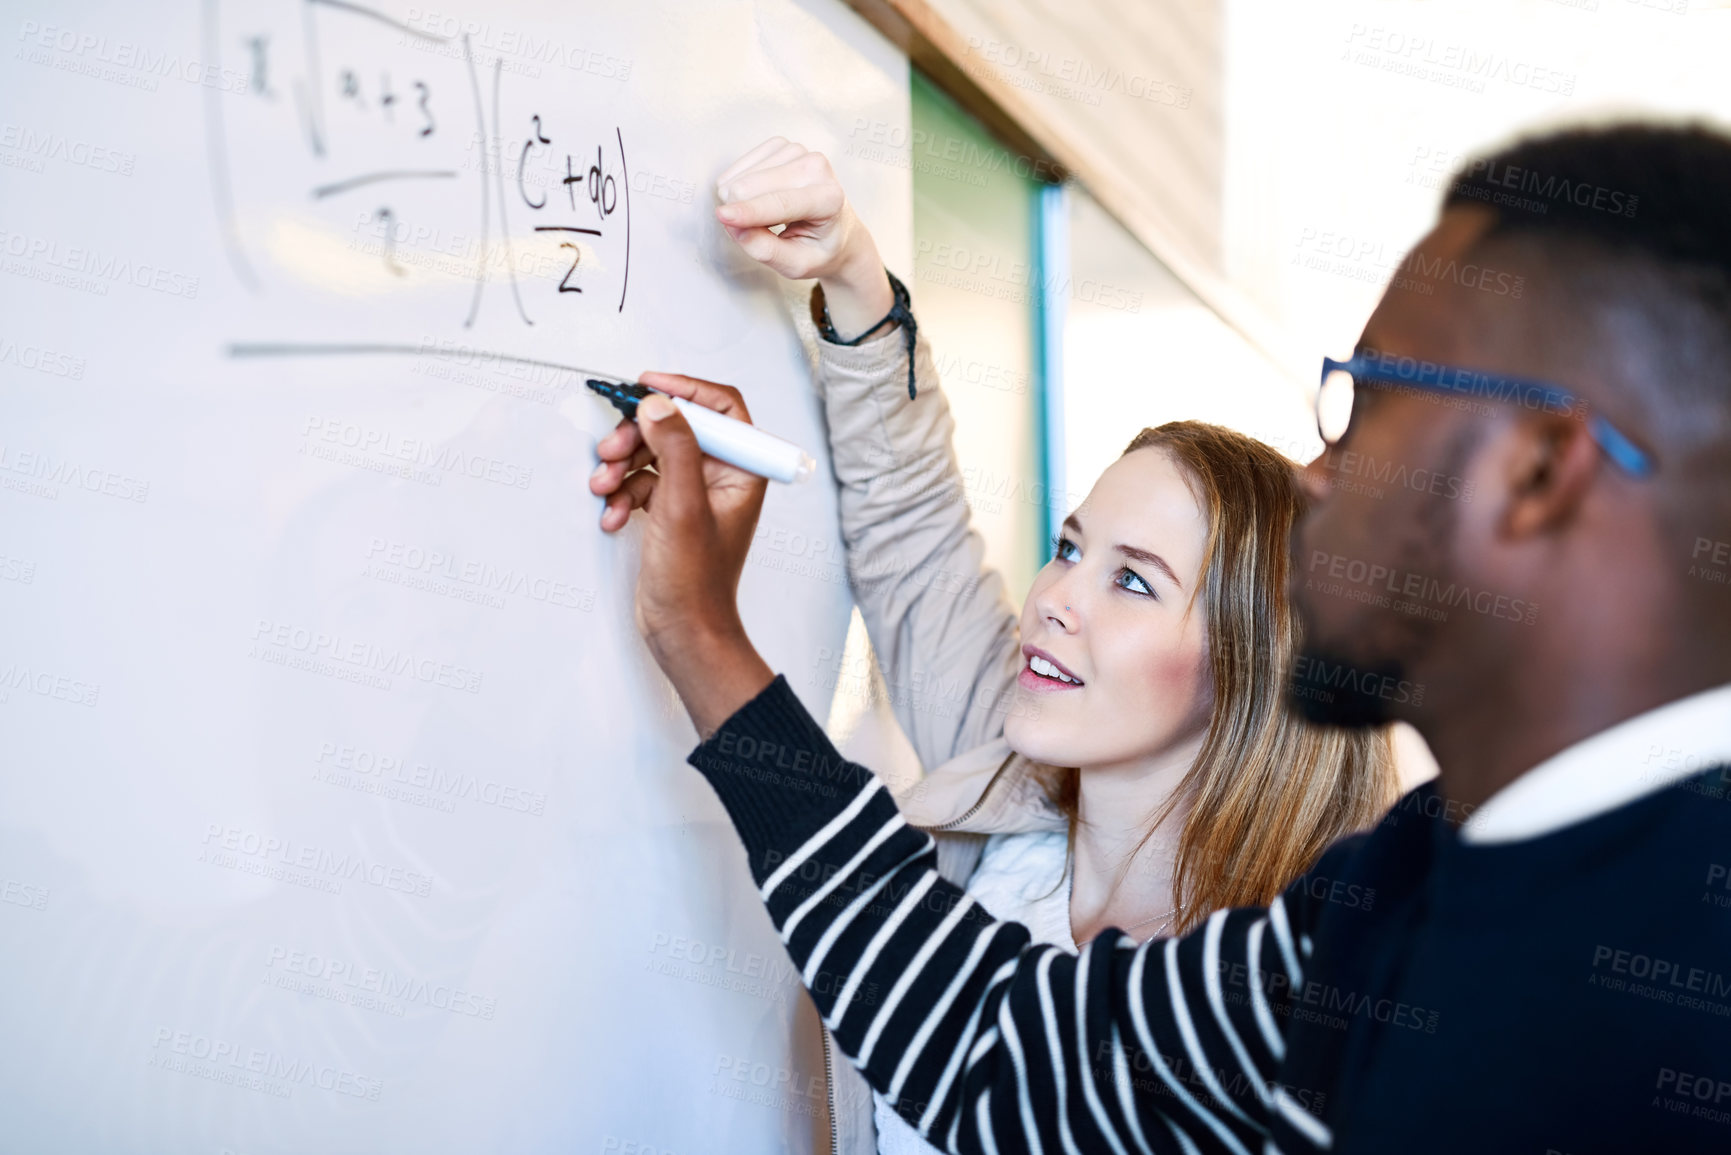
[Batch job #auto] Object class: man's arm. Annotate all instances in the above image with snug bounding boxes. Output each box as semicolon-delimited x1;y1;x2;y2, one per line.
689;673;1320;1155
602;347;1324;1153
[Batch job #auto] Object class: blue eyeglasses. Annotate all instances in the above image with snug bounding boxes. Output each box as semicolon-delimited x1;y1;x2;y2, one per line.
1317;351;1653;478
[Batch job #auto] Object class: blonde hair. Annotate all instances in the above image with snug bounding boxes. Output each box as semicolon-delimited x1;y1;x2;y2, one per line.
1027;421;1396;934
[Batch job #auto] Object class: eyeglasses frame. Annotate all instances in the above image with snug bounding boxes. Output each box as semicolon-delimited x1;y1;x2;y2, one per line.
1317;352;1653;478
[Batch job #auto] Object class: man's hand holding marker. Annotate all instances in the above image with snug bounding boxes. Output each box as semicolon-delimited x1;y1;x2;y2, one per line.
586;137;900;735
589;371;774;739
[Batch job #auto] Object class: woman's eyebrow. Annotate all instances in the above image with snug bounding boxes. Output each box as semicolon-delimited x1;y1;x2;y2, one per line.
1063;514;1182;589
1117;544;1181;589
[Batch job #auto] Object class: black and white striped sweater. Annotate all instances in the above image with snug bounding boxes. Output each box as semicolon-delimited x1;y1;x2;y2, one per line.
688;675;1731;1154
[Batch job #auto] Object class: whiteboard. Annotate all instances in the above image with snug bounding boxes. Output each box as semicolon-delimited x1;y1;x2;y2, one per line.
0;0;909;1150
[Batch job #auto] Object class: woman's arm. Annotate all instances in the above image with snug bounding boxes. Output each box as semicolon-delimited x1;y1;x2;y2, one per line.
810;319;1025;768
715;138;1026;767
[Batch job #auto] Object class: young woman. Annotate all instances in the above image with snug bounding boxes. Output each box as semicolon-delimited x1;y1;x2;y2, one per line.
591;138;1396;1155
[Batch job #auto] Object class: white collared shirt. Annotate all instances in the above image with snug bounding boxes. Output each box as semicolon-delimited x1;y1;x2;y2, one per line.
1460;681;1731;844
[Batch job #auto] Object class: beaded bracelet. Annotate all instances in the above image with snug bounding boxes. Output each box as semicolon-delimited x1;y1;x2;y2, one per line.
809;268;920;400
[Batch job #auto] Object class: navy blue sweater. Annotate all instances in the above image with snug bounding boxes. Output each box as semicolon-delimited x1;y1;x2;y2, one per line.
688;674;1731;1153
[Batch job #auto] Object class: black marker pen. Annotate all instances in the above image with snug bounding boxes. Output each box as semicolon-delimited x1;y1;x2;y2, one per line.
584;379;816;484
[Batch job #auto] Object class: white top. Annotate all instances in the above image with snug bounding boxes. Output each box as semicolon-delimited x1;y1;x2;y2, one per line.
872;830;1073;1155
1460;680;1731;843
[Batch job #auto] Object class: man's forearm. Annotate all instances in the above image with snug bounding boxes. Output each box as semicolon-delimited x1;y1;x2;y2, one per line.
684;672;1010;1149
651;625;774;741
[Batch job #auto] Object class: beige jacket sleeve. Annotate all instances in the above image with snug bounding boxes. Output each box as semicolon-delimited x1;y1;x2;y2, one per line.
809;297;1026;772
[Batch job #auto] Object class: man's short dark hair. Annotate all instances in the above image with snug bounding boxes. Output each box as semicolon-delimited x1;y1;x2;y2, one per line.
1443;122;1731;285
1441;122;1731;472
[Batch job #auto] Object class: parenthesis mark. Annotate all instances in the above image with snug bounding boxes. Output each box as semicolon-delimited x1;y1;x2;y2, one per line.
490;56;530;325
460;33;487;327
616;126;630;313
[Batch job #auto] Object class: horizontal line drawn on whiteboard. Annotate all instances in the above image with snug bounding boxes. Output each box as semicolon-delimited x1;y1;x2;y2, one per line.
227;341;632;384
312;170;459;198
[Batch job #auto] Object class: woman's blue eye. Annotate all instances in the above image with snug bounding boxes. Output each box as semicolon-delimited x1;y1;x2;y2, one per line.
1051;534;1155;598
1118;569;1154;597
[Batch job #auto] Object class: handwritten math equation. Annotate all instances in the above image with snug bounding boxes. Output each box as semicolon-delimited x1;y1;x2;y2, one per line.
207;0;631;327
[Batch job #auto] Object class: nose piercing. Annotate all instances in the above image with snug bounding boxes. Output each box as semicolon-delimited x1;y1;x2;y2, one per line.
1064;605;1071;611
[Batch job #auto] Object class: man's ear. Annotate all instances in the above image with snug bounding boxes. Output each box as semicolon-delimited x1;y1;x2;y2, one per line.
1499;414;1600;540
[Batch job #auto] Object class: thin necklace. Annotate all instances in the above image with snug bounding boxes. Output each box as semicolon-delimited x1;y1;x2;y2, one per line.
1121;904;1182;935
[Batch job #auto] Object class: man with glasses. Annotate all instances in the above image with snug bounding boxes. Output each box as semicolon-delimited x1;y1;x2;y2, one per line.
618;122;1731;1152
